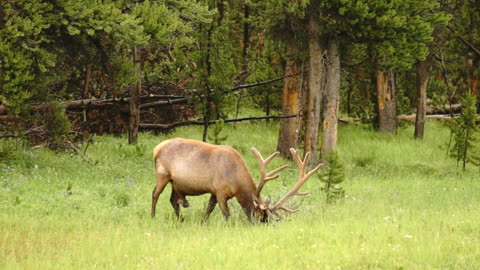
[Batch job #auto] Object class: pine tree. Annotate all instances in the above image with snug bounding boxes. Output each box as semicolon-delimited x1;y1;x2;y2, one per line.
192;0;237;142
208;119;228;145
318;152;345;203
0;0;149;114
448;93;480;170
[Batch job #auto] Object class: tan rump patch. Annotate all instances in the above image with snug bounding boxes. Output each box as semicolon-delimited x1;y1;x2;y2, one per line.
155;161;169;177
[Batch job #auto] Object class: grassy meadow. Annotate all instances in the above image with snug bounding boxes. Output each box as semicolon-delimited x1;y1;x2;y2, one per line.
1;121;479;269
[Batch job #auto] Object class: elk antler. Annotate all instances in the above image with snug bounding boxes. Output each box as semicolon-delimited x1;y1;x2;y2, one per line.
270;148;324;219
250;147;288;199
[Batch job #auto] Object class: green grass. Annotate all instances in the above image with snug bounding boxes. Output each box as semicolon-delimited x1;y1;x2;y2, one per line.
1;121;479;269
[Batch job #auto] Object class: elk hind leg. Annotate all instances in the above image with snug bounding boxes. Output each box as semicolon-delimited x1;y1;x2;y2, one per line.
169;190;184;221
151;168;170;218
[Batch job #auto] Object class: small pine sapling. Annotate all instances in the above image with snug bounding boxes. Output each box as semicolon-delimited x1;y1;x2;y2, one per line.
208;119;228;145
318;152;345;203
447;94;480;170
43;102;72;149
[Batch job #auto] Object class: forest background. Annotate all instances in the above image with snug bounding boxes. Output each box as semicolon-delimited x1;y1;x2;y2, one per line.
1;1;480;268
1;0;476;160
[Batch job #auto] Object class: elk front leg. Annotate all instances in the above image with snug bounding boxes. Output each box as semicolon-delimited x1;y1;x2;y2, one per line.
203;194;217;221
217;195;230;221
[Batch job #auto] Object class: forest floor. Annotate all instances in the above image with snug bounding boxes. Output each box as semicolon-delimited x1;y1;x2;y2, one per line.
1;121;479;269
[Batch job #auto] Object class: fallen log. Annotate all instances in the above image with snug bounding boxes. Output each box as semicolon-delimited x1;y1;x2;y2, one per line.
338;114;461;124
65;99;128;112
139;114;298;130
398;113;460;122
425;104;462;115
0;96;190;115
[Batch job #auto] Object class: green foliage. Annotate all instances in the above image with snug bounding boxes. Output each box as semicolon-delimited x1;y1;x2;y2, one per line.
318;152;345;203
0;0;213;113
0;139;36;169
261;0;309;40
114;190;131;208
191;1;237;136
353;155;374;168
0;0;150;113
113;143;147;158
447;94;480;170
65;182;73;197
366;0;449;71
322;0;450;71
246;39;284;113
43;102;72;149
208;120;228;145
134;0;212;84
0;139;21;164
0;1;56;113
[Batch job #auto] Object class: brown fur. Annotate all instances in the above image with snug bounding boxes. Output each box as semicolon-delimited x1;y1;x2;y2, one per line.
151;138;261;221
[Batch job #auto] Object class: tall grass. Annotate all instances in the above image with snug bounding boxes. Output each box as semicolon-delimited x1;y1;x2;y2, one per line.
1;121;479;269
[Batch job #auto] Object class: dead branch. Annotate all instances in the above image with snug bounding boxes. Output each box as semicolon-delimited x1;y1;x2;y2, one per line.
230;73;298;91
139;114;298;130
447;25;480;57
139;97;189;109
67;140;97;165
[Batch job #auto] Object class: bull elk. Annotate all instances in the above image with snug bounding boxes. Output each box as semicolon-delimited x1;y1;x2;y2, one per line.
151;138;323;222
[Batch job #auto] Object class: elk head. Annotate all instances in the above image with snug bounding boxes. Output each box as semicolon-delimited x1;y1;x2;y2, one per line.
250;147;323;222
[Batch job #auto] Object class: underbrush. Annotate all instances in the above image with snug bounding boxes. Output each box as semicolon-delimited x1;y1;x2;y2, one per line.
1;121;479;269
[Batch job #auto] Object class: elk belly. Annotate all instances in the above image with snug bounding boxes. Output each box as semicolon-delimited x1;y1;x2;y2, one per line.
170;177;212;196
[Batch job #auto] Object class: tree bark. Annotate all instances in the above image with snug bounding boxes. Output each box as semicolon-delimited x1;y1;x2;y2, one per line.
321;34;340;162
128;46;141;144
202;24;214;142
83;64;92;99
376;69;397;133
414;59;430;139
82;64;92;122
304;1;325;165
242;2;249;66
277;38;301;158
466;50;479;100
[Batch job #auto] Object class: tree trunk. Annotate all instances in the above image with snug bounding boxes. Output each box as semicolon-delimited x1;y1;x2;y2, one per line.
83;64;92;99
242;2;249;66
321;34;340;162
376;69;397;133
277;38;301;158
82;64;92;122
202;24;214;142
466;50;479;104
304;1;325;165
128;46;141;144
466;11;479;102
414;59;430;139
